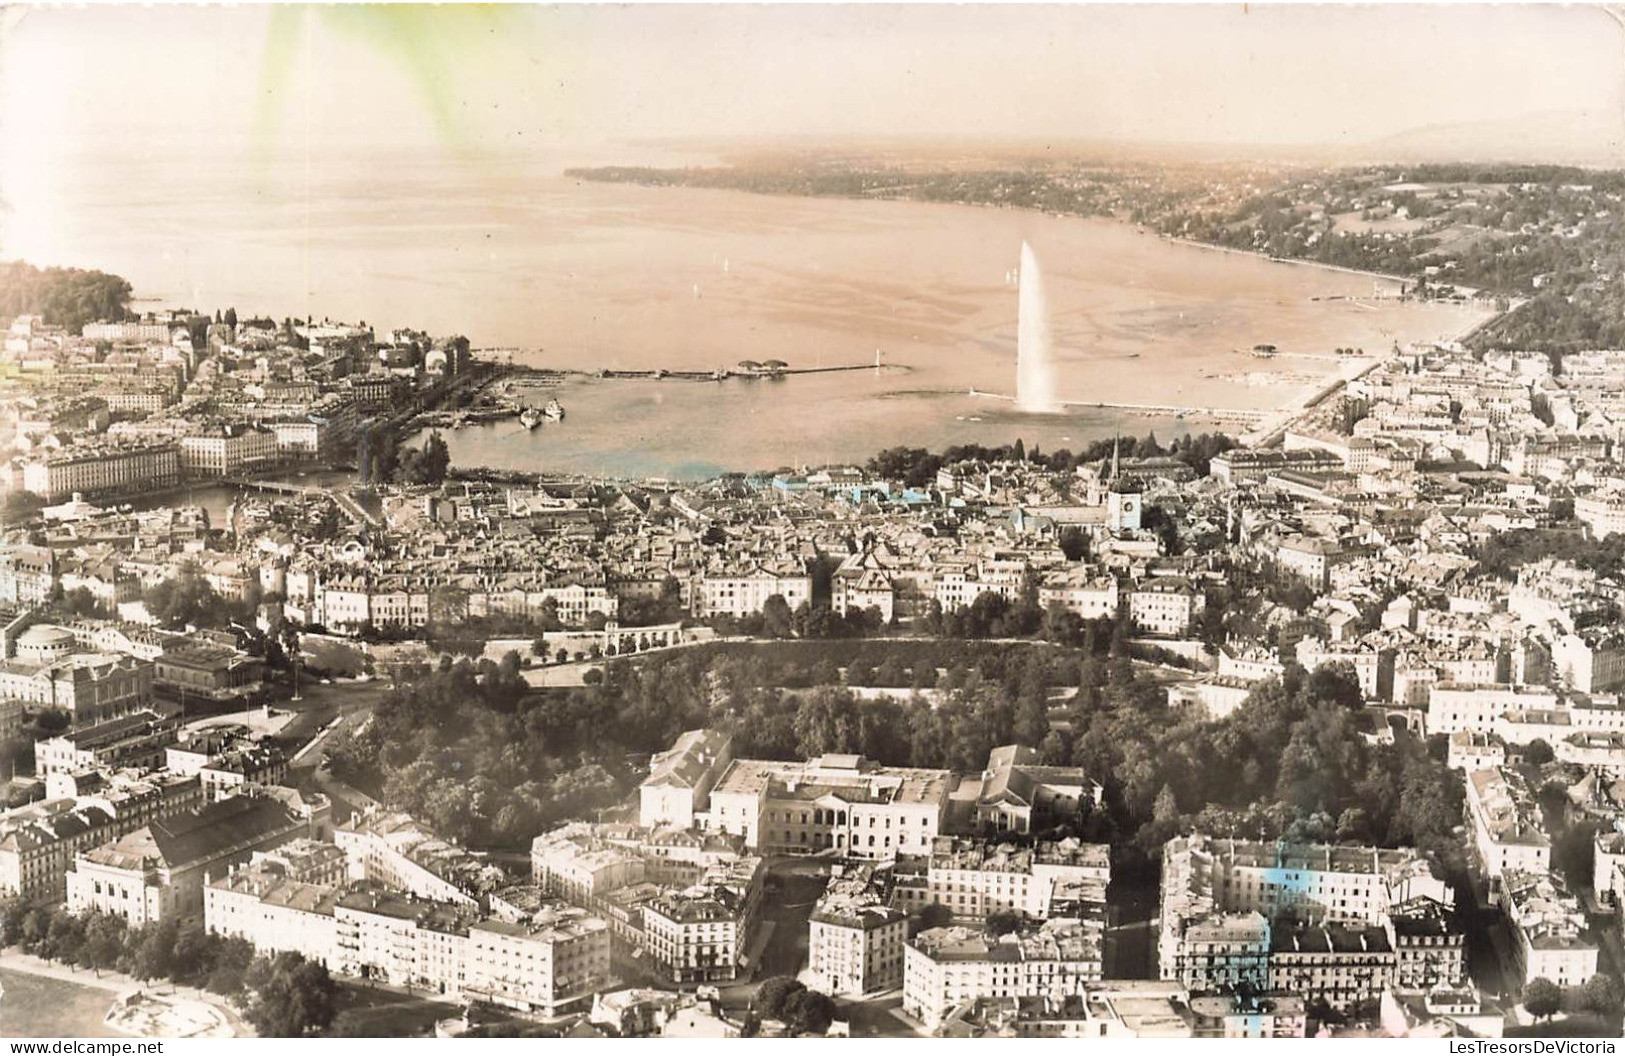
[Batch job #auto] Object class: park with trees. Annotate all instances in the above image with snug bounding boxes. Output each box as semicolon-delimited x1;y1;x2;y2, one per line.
0;900;337;1037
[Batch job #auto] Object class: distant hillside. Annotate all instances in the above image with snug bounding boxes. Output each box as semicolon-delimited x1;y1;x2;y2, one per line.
1360;108;1625;168
0;260;133;334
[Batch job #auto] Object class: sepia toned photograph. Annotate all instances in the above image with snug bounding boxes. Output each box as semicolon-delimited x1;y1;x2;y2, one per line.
0;1;1623;1044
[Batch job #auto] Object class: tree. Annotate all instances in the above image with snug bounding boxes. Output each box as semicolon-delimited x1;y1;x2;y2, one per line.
44;910;84;966
756;976;804;1021
20;906;52;953
1;491;46;526
1522;738;1555;767
793;687;865;757
782;988;837;1035
244;953;337;1038
912;903;952;936
1305;662;1363;710
205;937;256;996
396;432;451;486
761;594;794;639
1582;973;1623;1018
1058;526;1089;562
985;910;1025;936
1523;977;1562;1021
0;898;30;946
1012;689;1050;747
0;261;133;332
143;564;231;630
172;921;214;985
81;914;126;977
131;919;179;982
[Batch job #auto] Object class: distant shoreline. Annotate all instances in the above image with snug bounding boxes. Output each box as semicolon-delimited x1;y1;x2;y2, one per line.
1157;234;1418;290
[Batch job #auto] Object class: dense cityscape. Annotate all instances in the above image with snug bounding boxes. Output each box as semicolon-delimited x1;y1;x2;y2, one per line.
5;1;1625;1045
1;211;1625;1039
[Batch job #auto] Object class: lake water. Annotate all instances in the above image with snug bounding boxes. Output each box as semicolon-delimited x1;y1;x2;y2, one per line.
11;147;1492;478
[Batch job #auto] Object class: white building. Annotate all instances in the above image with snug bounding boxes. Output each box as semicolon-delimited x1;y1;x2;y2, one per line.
807;869;907;997
892;836;1110;920
179;426;278;478
1501;871;1597;990
639;730;734;830
334;810;485;907
21;443;181;501
1463;768;1549;897
903;920;1104;1031
1128;577;1203;637
641;856;764;984
706;754;952;860
1038;570;1119;620
1424;684;1559;737
695;566;811;618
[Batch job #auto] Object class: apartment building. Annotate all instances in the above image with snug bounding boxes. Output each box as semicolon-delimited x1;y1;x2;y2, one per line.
831;567;896;622
21;443;180;501
0;546;58;603
808;868;907;996
178;426;278;478
1128;577;1203;637
1423;684;1559;737
1273;536;1345;591
1464;767;1550;899
205;864;344;967
694;565;811;618
892;837;1110;920
1158;835;1455;996
903;919;1105;1031
641;856;764;984
530;825;648;907
1501;871;1598;989
334;810;485;907
464;907;613;1015
1267;920;1395;1012
212;875;614;1015
1037;570;1119;620
1552;631;1625;694
0;802;120;902
334;887;479;995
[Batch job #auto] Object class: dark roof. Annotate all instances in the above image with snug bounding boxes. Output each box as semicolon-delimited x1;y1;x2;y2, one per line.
149;795;301;868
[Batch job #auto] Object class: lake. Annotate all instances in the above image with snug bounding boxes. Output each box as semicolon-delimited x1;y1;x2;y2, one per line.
11;148;1492;478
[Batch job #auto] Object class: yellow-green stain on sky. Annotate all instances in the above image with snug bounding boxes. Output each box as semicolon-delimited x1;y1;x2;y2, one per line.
253;5;526;160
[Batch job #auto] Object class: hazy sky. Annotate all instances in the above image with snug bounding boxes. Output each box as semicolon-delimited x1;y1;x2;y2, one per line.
3;4;1623;158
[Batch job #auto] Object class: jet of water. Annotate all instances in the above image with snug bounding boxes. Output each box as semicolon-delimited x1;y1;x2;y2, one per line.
1016;241;1061;413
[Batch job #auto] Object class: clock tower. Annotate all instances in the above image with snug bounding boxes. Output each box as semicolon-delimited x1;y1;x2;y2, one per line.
1108;477;1143;534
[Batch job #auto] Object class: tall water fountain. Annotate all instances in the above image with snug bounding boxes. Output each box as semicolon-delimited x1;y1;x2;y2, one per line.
1015;241;1061;413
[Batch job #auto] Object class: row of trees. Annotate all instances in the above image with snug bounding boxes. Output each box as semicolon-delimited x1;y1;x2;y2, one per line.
0;901;336;1037
1522;974;1622;1025
865;432;1235;490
